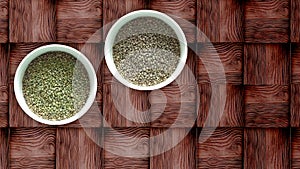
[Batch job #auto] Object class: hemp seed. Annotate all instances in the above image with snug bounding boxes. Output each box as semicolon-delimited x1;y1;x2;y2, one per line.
113;17;181;87
22;51;90;121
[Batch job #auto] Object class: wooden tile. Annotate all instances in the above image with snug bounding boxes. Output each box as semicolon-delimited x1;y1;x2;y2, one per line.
197;0;243;42
245;85;289;127
292;84;300;127
56;0;102;43
56;128;102;169
0;44;8;86
9;0;56;42
292;128;300;168
197;43;243;84
0;129;8;169
244;129;289;169
292;43;300;83
104;128;149;169
103;83;150;127
149;0;196;43
244;0;289;43
291;0;300;42
10;128;56;169
0;0;8;43
0;44;8;127
103;0;147;38
244;44;289;85
198;84;244;127
150;128;196;169
197;128;243;168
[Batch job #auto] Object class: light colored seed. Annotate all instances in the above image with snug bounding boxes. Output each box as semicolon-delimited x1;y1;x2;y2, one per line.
113;17;181;87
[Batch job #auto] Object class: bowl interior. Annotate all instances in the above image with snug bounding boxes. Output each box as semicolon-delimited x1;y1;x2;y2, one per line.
14;44;97;125
105;10;188;90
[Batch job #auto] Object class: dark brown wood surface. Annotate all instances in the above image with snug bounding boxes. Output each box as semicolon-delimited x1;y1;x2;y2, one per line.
1;0;300;168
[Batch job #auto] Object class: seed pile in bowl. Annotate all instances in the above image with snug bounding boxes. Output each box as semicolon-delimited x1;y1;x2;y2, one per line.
22;51;90;121
113;17;181;86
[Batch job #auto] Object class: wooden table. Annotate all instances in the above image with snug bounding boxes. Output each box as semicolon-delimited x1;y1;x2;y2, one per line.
0;0;299;168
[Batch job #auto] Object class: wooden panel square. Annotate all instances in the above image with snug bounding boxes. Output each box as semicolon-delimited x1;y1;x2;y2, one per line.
9;0;56;42
10;128;56;169
103;0;147;38
0;0;8;43
244;0;289;43
103;83;149;127
292;43;300;83
244;128;289;169
197;43;243;84
197;0;243;42
245;85;289;127
56;128;102;169
292;0;300;42
56;0;102;43
149;0;196;43
292;128;300;168
197;128;243;168
244;44;289;85
292;84;300;127
198;84;244;127
104;128;149;169
0;44;8;86
150;128;196;169
0;129;8;169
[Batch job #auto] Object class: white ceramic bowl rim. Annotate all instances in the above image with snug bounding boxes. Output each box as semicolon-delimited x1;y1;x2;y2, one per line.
104;10;188;90
14;44;97;125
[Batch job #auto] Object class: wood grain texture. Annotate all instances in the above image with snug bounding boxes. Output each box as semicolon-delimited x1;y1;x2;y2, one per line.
149;50;197;127
291;0;300;42
197;43;243;84
292;84;300;127
292;128;300;169
103;0;147;38
0;44;8;86
197;84;244;127
150;128;196;169
103;83;150;127
104;128;149;169
244;0;289;43
0;0;8;43
245;85;289;127
9;0;56;42
0;129;8;169
56;128;102;169
197;0;243;42
292;43;300;83
10;128;56;169
56;0;102;43
197;128;243;168
149;0;196;43
244;129;289;169
244;44;289;85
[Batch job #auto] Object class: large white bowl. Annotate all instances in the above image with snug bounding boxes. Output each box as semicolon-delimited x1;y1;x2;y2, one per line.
14;44;97;125
104;10;188;90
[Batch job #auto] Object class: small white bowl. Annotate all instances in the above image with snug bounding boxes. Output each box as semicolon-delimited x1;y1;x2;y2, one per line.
104;10;188;90
14;44;97;125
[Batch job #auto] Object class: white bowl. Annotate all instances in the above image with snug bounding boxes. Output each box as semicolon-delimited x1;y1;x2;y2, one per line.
14;44;97;125
104;10;188;90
